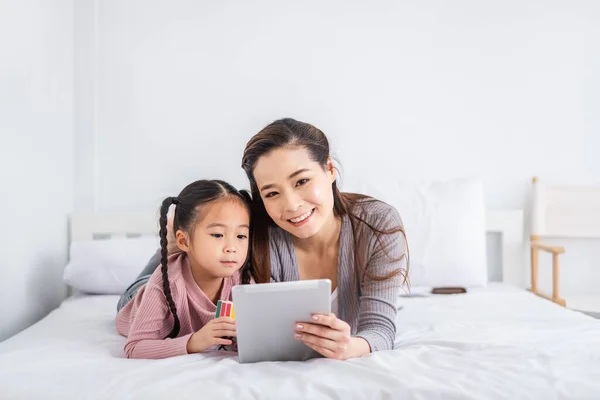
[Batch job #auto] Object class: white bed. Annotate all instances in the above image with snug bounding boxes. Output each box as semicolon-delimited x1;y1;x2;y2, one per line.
1;284;599;399
1;204;600;399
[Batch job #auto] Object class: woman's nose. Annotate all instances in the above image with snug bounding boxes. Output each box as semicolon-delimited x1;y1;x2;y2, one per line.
283;192;303;212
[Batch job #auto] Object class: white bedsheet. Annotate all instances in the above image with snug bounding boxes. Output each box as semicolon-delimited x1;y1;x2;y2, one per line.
1;284;599;399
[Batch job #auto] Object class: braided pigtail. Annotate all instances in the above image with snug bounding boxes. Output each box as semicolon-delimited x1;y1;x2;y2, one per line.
238;189;253;284
160;196;181;339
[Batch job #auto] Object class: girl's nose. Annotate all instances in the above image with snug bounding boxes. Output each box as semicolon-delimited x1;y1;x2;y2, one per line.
224;241;236;253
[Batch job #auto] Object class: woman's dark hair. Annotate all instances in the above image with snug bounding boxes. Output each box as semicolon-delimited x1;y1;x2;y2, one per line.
241;118;409;287
159;179;252;339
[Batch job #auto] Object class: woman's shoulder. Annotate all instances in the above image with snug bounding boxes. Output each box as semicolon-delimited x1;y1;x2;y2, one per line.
344;195;408;270
346;195;404;229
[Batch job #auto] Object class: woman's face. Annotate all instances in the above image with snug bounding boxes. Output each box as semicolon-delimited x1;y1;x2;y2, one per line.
252;146;336;239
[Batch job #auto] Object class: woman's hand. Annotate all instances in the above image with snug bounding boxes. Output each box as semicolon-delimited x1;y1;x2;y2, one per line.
294;313;370;360
186;317;236;354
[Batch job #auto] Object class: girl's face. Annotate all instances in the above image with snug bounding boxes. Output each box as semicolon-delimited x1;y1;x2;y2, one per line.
176;199;250;278
252;146;336;239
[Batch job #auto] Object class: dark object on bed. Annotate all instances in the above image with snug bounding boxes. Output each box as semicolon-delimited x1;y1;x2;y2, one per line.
431;287;467;295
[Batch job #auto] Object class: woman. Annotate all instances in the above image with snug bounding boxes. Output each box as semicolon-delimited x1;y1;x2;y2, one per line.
241;118;408;360
118;118;409;360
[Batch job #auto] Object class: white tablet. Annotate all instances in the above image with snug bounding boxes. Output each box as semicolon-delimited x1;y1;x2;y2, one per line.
232;279;331;364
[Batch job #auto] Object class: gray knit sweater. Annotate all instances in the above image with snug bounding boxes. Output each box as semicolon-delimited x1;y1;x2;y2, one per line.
269;199;407;352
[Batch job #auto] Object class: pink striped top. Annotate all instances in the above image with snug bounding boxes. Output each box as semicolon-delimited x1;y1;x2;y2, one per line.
116;252;241;359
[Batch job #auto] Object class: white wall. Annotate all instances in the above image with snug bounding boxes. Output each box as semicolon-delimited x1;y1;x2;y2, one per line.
0;0;74;341
77;1;600;297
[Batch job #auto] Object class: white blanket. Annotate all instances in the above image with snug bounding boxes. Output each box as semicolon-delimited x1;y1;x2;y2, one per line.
1;284;599;399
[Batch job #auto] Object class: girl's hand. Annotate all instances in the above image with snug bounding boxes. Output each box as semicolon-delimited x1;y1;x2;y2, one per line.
294;313;370;360
186;317;236;354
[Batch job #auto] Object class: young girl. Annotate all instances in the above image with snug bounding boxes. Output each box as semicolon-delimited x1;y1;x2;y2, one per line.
115;179;253;359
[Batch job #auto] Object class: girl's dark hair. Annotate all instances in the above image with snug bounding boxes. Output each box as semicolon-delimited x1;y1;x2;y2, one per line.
241;118;409;287
159;179;252;339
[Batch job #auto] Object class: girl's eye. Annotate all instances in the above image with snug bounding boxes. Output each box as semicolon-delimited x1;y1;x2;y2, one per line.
237;235;248;239
296;179;308;186
211;234;223;238
265;191;278;199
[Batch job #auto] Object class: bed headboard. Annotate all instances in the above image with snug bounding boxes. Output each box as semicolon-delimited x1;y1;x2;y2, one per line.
68;209;526;287
69;212;160;241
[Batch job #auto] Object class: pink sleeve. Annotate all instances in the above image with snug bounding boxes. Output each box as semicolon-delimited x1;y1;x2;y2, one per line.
123;281;192;359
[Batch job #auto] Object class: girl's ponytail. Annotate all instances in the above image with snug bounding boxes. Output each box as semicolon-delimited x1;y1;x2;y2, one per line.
238;189;253;285
159;196;181;339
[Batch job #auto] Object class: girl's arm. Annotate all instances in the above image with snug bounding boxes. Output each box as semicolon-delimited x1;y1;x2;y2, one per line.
121;281;192;359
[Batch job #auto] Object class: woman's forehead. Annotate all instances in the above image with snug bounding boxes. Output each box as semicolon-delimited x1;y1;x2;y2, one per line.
253;147;317;184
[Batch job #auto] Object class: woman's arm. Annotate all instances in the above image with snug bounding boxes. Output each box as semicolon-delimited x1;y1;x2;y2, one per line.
295;206;407;358
354;208;407;352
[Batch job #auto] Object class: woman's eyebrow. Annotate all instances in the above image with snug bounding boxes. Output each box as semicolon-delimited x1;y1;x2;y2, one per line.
288;168;310;179
259;168;311;192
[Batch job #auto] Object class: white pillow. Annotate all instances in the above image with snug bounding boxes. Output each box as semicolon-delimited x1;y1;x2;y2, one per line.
63;236;160;294
342;177;487;288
